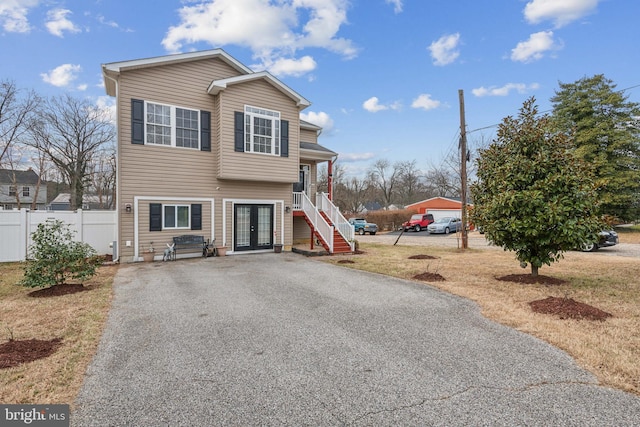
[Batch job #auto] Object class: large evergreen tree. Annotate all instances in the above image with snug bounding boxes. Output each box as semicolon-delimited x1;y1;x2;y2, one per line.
551;74;640;222
471;98;602;276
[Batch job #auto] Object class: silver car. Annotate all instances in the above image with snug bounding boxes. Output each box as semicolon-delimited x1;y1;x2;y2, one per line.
427;217;462;234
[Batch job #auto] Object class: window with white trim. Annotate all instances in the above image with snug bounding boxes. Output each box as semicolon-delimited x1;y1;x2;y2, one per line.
164;205;190;229
244;105;280;155
8;186;16;196
146;102;200;149
22;186;30;197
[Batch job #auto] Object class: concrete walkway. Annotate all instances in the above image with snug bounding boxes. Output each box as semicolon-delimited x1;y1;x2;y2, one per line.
73;253;640;426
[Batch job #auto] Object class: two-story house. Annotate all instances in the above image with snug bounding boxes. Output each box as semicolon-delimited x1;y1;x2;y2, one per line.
0;168;47;210
102;49;353;262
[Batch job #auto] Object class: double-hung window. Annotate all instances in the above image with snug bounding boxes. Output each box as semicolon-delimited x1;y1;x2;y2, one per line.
244;105;280;155
146;102;200;149
22;186;30;197
163;205;190;229
8;186;16;196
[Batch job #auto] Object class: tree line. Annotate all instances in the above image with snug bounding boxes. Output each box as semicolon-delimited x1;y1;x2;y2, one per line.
0;80;115;210
320;75;640;224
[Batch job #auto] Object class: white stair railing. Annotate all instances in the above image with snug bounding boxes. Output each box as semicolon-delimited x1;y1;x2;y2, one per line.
316;192;354;251
293;192;333;252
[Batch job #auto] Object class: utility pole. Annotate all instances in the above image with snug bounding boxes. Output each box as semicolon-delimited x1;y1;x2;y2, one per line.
458;89;468;249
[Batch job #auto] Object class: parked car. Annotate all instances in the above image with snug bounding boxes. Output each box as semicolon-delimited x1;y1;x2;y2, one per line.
426;217;462;234
402;213;434;232
580;230;619;252
348;218;378;235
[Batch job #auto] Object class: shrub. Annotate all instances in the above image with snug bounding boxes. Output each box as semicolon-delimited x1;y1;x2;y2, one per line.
20;220;101;288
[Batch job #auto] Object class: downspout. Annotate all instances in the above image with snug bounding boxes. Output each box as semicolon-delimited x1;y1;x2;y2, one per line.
103;70;120;261
328;154;338;202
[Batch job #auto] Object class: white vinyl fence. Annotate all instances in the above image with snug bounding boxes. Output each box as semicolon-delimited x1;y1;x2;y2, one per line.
0;209;117;263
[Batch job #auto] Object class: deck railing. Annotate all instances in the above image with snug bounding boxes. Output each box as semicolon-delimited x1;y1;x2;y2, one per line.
293;192;333;251
316;192;354;249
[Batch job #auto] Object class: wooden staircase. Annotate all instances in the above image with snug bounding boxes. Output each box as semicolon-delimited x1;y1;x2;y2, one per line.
295;210;352;254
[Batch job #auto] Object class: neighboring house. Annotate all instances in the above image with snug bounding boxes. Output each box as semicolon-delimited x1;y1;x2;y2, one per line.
102;49;353;262
0;168;47;210
405;196;473;221
48;193;114;211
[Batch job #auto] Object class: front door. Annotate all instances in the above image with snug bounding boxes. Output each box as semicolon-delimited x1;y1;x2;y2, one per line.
234;204;273;251
293;164;310;195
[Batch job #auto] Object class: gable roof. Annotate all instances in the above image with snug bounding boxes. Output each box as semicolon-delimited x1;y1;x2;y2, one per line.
207;71;311;109
405;196;473;208
0;168;40;185
102;49;252;97
300;141;336;161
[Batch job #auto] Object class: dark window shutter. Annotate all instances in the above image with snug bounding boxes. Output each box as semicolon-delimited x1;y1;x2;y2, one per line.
200;111;211;152
281;120;289;157
234;111;244;152
191;204;202;230
131;99;145;145
150;203;162;231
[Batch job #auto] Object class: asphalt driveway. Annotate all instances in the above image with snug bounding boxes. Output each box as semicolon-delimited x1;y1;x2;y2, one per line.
73;253;640;426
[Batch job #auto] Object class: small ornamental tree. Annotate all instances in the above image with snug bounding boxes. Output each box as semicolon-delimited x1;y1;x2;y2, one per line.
470;98;602;276
21;219;101;288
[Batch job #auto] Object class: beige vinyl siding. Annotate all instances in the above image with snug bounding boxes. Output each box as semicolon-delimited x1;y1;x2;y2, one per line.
116;58;240;261
300;128;318;144
217;79;299;183
293;216;312;244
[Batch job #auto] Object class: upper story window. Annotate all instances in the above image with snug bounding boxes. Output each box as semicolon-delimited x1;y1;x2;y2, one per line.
145;102;200;149
22;186;30;197
8;186;16;196
244;105;280;155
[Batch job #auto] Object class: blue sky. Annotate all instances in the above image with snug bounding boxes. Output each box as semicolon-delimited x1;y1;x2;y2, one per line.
1;0;639;177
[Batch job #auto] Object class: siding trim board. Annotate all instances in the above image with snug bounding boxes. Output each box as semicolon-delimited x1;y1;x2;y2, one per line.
134;196;214;260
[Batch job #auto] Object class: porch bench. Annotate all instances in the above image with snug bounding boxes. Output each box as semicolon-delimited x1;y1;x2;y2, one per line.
172;235;208;258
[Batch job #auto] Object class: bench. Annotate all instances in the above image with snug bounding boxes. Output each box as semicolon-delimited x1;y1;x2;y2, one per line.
172;235;208;259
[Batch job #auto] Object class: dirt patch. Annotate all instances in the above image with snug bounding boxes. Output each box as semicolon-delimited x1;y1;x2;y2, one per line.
530;297;613;321
408;254;438;260
497;274;567;286
413;272;446;282
28;284;87;298
0;338;63;369
337;259;355;264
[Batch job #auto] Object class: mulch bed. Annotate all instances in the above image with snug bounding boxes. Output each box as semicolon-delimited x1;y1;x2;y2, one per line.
408;254;438;260
497;274;567;286
529;297;613;321
28;284;87;298
413;272;446;282
0;338;63;369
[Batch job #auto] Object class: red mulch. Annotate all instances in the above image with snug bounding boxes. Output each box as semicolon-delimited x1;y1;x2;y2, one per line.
28;284;86;298
413;272;446;282
337;260;355;264
497;274;567;286
0;338;63;369
529;297;613;321
408;254;438;260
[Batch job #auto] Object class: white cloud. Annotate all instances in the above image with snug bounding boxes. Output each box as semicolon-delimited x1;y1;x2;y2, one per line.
411;94;441;111
41;64;82;87
385;0;403;14
428;33;461;66
0;0;39;33
45;8;81;37
472;83;540;97
162;0;356;77
362;96;401;113
363;97;387;112
510;31;558;63
300;111;334;134
524;0;599;28
255;55;317;77
96;96;116;124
